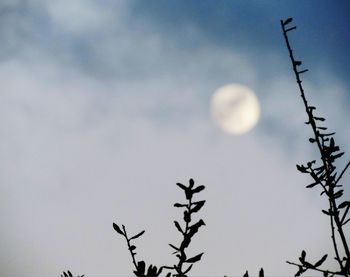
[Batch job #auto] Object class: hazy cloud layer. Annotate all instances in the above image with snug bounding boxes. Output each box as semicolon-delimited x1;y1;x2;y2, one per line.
0;1;349;276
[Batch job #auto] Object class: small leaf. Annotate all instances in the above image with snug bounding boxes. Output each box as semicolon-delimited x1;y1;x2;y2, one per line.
174;203;187;208
284;17;293;25
306;182;318;188
322;209;331;216
243;270;249;277
169;243;179;252
113;223;124;235
294;60;302;66
338;201;350;209
68;271;73;277
174;221;184;234
314;254;327;267
334;190;344;199
309;138;316;143
185;252;203;263
189;178;195;188
129;245;136;251
296;164;308;173
330;152;344;162
315;117;325;121
176;182;187;191
192;185;205;194
130;230;145;240
191;200;205;213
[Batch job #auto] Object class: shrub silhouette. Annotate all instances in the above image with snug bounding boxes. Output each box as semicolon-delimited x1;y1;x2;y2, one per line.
60;18;350;277
281;17;350;277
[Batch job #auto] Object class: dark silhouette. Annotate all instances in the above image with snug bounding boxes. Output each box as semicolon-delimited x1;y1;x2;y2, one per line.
113;178;206;277
60;18;350;277
281;17;350;277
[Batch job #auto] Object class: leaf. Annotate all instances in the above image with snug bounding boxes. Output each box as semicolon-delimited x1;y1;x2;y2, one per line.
187;219;205;238
243;270;249;277
314;254;327;267
338;201;350;209
174;221;184;234
306;182;318;188
309;138;316;143
113;223;124;235
296;164;308;173
300;250;306;262
68;271;73;277
176;182;187;191
130;230;145;240
189;178;195;188
191;200;205;213
322;209;331;216
174;203;187;208
315;117;325;121
185;252;204;263
334;190;344;199
192;185;205;194
169;243;179;252
147;264;157;276
284;17;293;25
330;152;344;162
129;245;136;251
294;60;302;66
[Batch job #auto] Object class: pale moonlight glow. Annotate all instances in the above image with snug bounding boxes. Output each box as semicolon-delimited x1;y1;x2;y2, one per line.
211;84;260;135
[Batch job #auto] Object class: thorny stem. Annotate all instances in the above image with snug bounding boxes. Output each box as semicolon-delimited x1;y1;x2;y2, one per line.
281;19;350;275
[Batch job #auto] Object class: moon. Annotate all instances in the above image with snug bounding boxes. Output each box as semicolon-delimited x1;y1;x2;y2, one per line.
211;84;260;135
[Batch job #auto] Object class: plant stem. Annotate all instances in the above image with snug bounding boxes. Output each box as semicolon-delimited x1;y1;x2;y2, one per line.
122;225;138;271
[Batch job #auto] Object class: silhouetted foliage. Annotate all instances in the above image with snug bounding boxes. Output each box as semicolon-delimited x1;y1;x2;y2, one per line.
281;17;350;277
113;178;206;277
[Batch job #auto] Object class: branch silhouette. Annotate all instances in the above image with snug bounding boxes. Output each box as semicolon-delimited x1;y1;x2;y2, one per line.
113;178;206;277
281;17;350;277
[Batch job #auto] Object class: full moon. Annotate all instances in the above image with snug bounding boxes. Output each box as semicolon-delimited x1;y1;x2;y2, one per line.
211;84;260;135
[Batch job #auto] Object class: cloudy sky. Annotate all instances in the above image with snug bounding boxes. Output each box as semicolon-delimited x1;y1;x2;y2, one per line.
1;1;350;276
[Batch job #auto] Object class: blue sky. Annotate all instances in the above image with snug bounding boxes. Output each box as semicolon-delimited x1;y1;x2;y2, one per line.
0;1;349;277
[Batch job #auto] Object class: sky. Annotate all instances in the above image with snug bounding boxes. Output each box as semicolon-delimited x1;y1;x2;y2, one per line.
1;1;350;276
